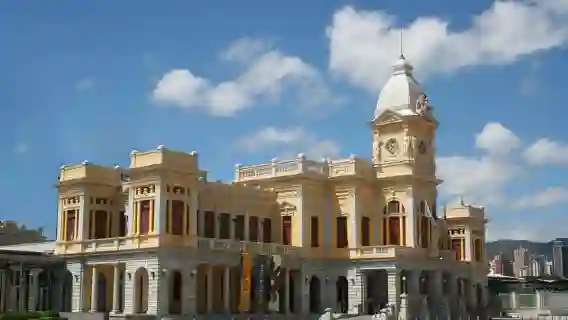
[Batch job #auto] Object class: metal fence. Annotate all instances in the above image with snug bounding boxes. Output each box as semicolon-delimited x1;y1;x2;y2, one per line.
498;292;568;317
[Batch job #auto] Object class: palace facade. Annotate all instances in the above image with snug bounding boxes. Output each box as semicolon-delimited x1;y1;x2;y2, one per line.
53;55;488;319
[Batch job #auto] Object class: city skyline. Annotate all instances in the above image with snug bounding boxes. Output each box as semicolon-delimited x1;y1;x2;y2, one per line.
1;1;568;241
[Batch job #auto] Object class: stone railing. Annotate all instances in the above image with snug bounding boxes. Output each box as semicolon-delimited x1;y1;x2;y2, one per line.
55;234;304;257
236;154;373;182
236;154;329;182
196;238;304;257
348;245;430;260
55;234;157;254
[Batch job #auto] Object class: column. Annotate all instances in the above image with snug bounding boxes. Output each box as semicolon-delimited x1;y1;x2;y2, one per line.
282;269;290;314
167;199;173;234
206;266;213;313
150;199;155;233
406;271;420;318
90;266;98;312
19;269;28;311
0;270;5;312
214;213;220;239
112;264;121;313
223;266;230;311
229;214;235;239
244;214;250;241
198;210;205;237
300;272;309;315
428;271;443;318
28;269;41;311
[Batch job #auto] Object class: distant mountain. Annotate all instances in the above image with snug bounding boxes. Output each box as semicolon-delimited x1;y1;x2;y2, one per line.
485;239;553;260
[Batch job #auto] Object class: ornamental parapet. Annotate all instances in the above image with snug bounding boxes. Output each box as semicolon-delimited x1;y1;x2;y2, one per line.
235;154;374;182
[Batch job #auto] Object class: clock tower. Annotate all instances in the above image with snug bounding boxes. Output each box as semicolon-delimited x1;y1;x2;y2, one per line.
371;54;440;249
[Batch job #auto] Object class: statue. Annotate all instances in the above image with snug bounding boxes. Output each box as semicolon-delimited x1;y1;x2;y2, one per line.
415;94;429;115
372;140;378;163
403;135;415;160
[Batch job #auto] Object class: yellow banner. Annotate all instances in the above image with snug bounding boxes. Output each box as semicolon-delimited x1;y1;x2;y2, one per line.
239;253;252;312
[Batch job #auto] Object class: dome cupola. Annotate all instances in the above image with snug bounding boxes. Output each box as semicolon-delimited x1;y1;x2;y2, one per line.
373;55;431;120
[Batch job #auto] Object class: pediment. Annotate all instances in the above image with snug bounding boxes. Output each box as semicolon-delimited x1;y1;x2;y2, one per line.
372;109;404;125
279;201;297;215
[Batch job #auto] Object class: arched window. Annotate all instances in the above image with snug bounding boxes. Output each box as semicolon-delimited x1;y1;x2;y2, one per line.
381;200;406;246
383;200;405;214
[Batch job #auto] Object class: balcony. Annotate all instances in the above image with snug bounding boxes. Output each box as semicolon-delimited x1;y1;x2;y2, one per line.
55;234;305;257
55;234;160;254
195;238;304;257
344;245;431;260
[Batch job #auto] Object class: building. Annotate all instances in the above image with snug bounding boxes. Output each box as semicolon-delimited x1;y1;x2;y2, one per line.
0;241;70;313
513;246;530;277
552;240;568;278
53;55;489;319
490;254;505;275
545;261;553;276
529;255;546;277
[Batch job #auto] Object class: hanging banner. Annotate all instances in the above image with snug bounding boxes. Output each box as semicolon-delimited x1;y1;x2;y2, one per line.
239;252;252;312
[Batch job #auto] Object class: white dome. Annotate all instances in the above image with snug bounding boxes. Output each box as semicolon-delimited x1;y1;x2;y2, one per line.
373;56;426;120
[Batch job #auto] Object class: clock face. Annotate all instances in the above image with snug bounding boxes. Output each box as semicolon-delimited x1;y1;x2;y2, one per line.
385;138;399;155
418;140;427;154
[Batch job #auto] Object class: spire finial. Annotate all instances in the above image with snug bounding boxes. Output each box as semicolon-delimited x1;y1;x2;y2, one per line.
460;195;465;205
399;29;405;59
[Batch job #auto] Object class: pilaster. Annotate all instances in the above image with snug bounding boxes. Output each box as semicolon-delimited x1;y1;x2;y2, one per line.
153;269;168;316
322;275;336;311
347;268;365;315
387;269;399;307
181;264;198;317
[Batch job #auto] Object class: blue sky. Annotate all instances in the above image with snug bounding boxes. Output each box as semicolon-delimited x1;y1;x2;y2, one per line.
1;0;568;241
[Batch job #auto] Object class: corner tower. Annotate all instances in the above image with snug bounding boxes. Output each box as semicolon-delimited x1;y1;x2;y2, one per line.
371;55;440;249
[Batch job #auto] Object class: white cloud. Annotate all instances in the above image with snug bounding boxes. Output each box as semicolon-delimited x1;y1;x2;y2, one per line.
524;138;568;165
327;1;568;92
13;142;28;154
437;122;521;205
152;38;337;117
475;122;520;156
75;78;94;91
513;187;568;209
236;127;340;160
219;38;272;63
437;155;519;206
519;60;543;97
519;76;539;97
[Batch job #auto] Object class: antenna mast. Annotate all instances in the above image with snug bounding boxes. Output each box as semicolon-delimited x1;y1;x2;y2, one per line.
399;29;405;59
